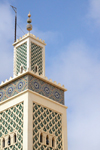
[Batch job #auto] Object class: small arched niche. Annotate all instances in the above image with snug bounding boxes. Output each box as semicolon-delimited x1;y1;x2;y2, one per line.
14;133;17;143
52;137;55;147
8;135;11;145
20;65;23;73
34;65;38;73
40;133;43;143
46;135;49;145
2;138;5;148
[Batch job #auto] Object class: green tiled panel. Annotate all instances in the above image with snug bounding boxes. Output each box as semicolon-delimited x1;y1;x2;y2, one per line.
16;42;27;75
33;102;63;150
0;102;23;150
31;43;43;75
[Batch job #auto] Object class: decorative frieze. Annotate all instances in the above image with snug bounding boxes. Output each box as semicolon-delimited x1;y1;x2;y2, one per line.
0;73;65;105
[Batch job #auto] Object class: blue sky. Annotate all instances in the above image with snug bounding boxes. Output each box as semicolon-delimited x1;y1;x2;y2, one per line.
0;0;100;150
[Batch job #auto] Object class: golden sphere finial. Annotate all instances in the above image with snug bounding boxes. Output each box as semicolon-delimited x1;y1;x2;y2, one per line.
27;12;32;32
28;12;31;18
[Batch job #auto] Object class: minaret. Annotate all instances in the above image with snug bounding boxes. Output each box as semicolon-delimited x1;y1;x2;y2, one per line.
0;13;68;150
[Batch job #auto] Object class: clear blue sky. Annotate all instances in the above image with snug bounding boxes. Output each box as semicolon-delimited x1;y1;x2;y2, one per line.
0;0;100;150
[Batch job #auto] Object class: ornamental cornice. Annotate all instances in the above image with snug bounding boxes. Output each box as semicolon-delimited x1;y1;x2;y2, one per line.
13;33;46;46
0;70;67;92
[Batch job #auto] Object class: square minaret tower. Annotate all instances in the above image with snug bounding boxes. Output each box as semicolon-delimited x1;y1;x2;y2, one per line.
0;13;68;150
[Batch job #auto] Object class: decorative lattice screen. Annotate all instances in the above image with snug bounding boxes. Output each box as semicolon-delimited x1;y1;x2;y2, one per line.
33;102;63;150
31;43;43;75
16;43;27;75
0;102;23;150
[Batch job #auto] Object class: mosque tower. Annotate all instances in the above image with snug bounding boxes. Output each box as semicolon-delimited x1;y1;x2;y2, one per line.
0;13;68;150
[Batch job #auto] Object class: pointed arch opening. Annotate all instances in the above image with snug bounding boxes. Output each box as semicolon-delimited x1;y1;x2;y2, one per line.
8;135;11;145
52;137;55;147
2;138;5;148
40;133;43;143
20;65;23;73
14;133;17;143
35;65;38;73
46;135;49;145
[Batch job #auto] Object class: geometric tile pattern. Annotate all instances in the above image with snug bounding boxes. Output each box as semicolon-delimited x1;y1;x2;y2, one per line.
0;74;64;105
16;42;27;75
0;102;23;150
33;102;63;150
0;76;28;102
28;75;64;105
31;43;43;75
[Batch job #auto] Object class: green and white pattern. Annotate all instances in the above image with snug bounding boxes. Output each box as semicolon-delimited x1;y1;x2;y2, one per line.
16;43;27;75
31;43;43;75
33;102;63;150
0;102;23;150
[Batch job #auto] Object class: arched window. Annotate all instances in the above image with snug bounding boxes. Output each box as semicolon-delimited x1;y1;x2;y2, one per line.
40;133;43;143
20;65;23;73
46;135;49;145
52;137;55;147
8;136;11;145
35;66;37;73
2;138;5;148
14;133;17;143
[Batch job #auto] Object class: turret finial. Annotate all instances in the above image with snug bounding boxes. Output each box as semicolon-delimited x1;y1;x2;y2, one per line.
27;12;32;32
28;12;31;18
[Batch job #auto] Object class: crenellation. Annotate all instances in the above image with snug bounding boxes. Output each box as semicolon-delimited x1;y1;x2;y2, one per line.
1;81;4;85
0;74;65;104
44;76;48;80
9;77;13;80
14;73;18;78
54;81;57;84
0;70;66;91
5;79;8;83
13;33;46;47
49;79;52;82
33;34;36;38
43;40;45;43
58;83;61;86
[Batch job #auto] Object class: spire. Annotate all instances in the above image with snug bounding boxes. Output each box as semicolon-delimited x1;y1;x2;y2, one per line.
26;12;32;32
